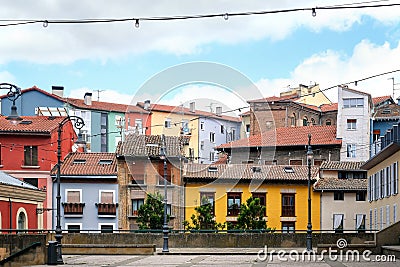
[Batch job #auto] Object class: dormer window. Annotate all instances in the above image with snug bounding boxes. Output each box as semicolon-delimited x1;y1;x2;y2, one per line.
208;166;218;172
251;166;261;173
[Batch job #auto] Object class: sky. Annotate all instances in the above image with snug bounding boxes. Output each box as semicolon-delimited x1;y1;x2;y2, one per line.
2;0;400;113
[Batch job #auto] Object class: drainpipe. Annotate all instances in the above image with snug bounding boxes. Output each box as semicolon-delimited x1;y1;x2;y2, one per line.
320;191;323;231
9;198;12;233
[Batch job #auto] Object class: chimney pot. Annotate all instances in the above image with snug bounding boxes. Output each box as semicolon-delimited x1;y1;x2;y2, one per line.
52;86;64;97
144;100;150;110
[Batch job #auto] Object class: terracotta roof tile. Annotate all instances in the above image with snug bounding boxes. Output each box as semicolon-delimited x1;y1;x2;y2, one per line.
0;86;63;101
319;161;365;170
183;164;319;181
217;125;341;149
117;134;189;157
65;98;131;113
52;152;117;176
137;102;241;122
320;103;338;112
0;116;66;134
314;177;367;191
373;95;393;106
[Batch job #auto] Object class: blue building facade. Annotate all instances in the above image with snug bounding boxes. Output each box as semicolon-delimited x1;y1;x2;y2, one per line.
52;152;118;232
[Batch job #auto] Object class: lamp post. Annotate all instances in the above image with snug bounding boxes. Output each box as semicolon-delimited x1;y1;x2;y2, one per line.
55;116;85;264
0;83;22;124
306;133;313;251
160;134;169;253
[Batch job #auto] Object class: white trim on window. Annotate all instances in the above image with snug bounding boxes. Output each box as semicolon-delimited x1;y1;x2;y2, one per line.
65;189;82;203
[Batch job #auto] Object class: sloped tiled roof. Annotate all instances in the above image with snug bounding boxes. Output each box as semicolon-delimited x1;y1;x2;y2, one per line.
0;171;39;189
314;177;367;191
65;98;131;113
0;116;66;135
137;102;241;122
0;86;63;101
320;103;338;112
373;95;393;106
51;152;117;176
117;134;189;157
373;103;400;119
183;164;319;181
217;125;341;149
248;93;300;103
319;161;365;171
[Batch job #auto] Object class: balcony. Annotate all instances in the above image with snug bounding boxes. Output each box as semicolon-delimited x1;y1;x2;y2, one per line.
96;203;118;216
62;202;85;215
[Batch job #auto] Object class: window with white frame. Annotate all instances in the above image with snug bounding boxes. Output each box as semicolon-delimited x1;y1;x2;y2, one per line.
66;223;81;233
387;205;391;227
99;190;114;204
200;141;204;150
66;189;81;203
374;208;377;230
347;119;356;130
343;98;364;108
164;118;171;128
209;152;215;162
346;144;356;158
369;162;399;202
132;199;144;216
99;223;115;233
200;121;204;131
394;204;397;223
369;209;373;231
135;119;143;133
380;207;384;230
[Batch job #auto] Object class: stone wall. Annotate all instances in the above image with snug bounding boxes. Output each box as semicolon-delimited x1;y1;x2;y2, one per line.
376;221;400;252
61;232;374;249
0;234;47;266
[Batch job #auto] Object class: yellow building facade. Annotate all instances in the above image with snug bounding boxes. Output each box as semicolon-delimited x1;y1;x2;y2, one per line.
184;164;321;231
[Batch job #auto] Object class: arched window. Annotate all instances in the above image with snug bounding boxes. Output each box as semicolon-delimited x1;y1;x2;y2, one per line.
291;113;296;126
303;116;308;126
326;119;332;126
16;209;27;232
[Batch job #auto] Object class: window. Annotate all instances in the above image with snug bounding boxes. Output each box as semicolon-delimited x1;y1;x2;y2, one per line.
100;224;113;233
100;113;108;152
115;115;123;126
200;192;215;215
246;124;250;133
209;152;215;162
334;191;344;201
209;132;215;143
17;211;27;231
303;116;308;126
66;190;81;203
135;119;143;133
333;214;344;233
343;98;364;108
346;144;356;158
227;192;241;216
394;204;397;223
356;214;366;232
356;191;366;201
132;199;144;216
281;194;295;217
282;222;295;233
289;159;302;166
325;119;332;126
200;121;204;131
369;209;373;231
387;205;390;227
291;113;296;126
23;178;38;188
164;118;171;128
157;161;171;184
100;191;114;204
347;119;357;130
230;128;236;141
373;129;380;142
220;125;225;134
181;120;189;134
24;146;38;166
200;141;204;150
67;224;81;233
252;193;266;216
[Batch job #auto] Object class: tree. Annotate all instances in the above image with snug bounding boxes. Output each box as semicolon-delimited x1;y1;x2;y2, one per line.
136;192;168;230
183;196;225;231
235;197;266;230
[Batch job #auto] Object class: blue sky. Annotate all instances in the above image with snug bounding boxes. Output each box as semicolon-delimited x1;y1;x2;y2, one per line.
1;1;400;111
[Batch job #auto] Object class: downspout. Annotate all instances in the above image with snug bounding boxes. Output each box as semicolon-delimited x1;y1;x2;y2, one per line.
320;191;323;231
9;197;12;233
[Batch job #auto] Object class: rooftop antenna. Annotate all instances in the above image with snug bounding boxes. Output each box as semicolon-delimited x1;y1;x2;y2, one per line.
94;89;105;101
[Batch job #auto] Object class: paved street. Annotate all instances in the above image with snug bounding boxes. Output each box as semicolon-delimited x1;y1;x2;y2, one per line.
25;253;398;267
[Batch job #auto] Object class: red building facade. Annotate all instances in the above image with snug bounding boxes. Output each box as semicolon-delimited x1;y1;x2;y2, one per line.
0;116;77;229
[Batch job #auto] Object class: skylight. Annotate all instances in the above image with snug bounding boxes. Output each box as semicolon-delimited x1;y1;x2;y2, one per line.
283;166;294;173
99;159;113;165
208;166;218;172
73;159;86;164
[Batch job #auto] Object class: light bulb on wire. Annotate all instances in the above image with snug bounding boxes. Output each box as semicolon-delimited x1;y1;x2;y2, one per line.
43;20;48;27
135;19;140;28
223;13;229;20
311;8;316;17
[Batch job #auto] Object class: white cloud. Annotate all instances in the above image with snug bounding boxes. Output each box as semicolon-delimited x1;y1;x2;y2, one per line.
256;39;400;102
68;87;133;104
0;1;399;64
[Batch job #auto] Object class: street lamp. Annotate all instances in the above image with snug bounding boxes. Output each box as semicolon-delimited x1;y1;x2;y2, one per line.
160;134;169;253
55;116;85;264
0;83;22;124
306;133;313;251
